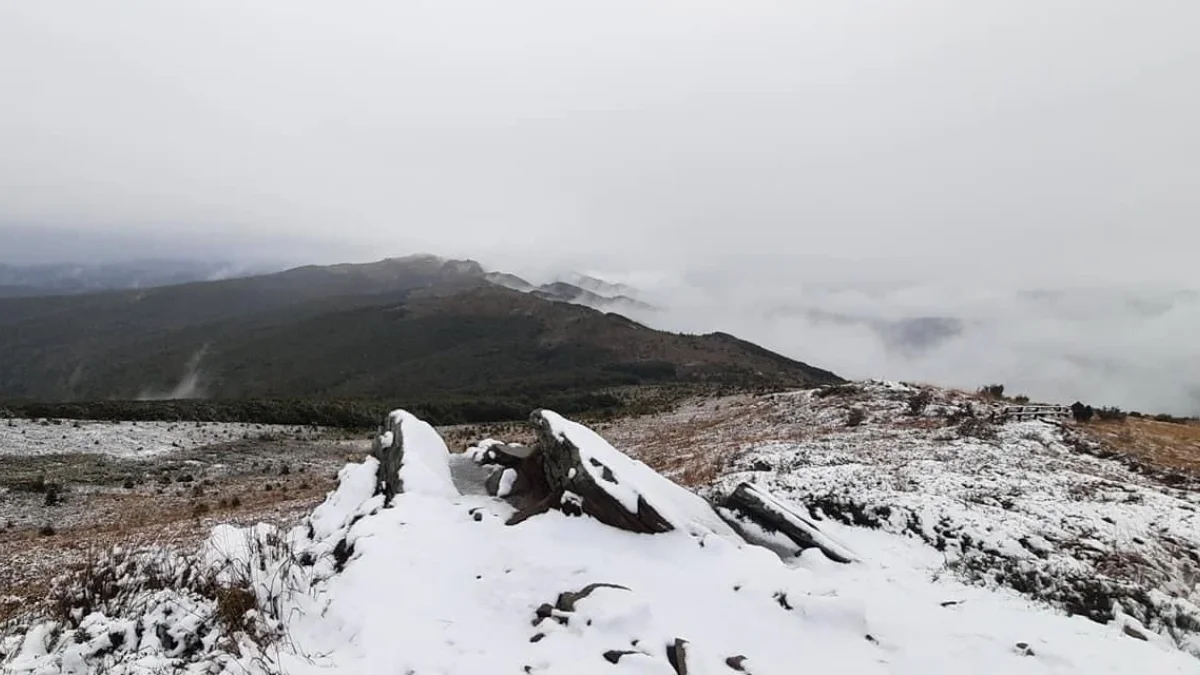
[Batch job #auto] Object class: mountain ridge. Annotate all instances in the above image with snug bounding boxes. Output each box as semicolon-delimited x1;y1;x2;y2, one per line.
0;256;839;403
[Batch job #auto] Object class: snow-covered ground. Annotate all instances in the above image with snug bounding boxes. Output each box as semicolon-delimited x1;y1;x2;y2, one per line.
0;419;321;459
602;382;1200;655
4;405;1197;674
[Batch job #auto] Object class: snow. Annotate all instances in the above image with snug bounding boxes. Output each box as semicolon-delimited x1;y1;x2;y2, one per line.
497;468;519;497
280;461;1196;674
385;409;458;498
0;418;318;459
463;438;505;463
6;406;1199;674
308;458;381;542
692;382;1200;654
724;482;860;563
540;410;739;540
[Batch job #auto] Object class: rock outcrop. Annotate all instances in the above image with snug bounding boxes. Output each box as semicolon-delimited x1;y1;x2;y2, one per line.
718;483;858;564
371;409;458;504
464;411;738;539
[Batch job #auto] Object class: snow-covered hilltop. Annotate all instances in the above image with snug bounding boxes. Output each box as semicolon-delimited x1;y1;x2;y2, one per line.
3;396;1198;674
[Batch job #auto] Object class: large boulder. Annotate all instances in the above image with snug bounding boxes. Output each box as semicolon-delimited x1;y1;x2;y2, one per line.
503;410;738;540
372;409;458;504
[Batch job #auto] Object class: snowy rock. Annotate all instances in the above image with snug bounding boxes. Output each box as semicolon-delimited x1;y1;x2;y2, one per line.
510;410;738;540
485;467;524;498
465;439;532;467
372;409;458;503
719;483;858;564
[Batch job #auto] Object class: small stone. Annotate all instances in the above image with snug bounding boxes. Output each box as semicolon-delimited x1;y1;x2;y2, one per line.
773;592;793;610
533;603;555;626
603;650;637;664
1122;624;1149;642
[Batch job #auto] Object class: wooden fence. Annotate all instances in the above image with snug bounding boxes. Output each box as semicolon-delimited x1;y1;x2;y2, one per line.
1000;405;1070;422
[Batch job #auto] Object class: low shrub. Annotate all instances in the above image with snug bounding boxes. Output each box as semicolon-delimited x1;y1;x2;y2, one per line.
846;408;867;427
978;384;1006;400
1070;402;1095;422
907;390;933;416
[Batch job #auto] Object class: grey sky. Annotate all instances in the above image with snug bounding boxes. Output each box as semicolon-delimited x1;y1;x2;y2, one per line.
3;2;1199;413
2;1;1198;282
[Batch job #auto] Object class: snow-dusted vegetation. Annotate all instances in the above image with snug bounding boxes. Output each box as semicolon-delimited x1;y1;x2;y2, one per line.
599;382;1200;655
0;419;321;459
4;401;1197;674
707;383;1200;655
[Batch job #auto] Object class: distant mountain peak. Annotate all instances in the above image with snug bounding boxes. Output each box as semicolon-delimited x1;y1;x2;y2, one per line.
482;270;657;314
483;271;535;292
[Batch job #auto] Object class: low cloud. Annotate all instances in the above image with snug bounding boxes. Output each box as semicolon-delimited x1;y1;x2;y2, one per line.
564;268;1200;416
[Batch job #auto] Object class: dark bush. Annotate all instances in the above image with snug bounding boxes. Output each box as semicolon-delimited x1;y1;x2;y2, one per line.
1096;407;1127;422
846;408;867;427
908;390;933;416
1152;413;1196;425
38;523;56;537
0;393;635;430
1070;402;1095;422
978;384;1006;400
214;584;258;635
958;416;997;440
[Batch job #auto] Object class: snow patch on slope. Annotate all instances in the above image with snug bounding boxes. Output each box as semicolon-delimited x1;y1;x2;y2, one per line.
0;419;318;459
699;381;1200;654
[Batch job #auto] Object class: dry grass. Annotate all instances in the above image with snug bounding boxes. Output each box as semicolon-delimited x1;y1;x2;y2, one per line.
1076;418;1200;476
0;473;335;623
596;396;794;488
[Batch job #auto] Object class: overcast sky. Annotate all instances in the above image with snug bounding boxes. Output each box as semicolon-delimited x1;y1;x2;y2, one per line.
3;2;1199;413
2;1;1198;283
